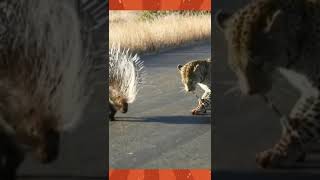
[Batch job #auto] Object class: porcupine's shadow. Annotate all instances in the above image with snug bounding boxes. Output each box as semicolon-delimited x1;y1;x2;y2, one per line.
113;115;211;125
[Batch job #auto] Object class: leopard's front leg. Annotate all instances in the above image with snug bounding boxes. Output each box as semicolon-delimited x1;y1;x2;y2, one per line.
256;96;320;168
256;128;305;168
191;90;211;115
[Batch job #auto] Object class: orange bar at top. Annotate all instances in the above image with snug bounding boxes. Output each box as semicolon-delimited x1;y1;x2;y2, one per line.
109;0;211;10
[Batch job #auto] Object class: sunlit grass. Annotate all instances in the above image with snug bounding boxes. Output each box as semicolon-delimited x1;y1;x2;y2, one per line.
109;11;211;53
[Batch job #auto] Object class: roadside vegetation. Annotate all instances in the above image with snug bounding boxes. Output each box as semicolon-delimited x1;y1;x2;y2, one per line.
109;10;211;54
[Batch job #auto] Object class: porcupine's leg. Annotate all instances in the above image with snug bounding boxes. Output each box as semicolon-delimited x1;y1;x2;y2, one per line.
0;132;25;180
192;90;211;115
256;96;320;168
109;102;117;121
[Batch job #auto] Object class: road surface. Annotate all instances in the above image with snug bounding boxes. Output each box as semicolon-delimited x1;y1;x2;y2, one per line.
213;1;320;179
109;41;212;168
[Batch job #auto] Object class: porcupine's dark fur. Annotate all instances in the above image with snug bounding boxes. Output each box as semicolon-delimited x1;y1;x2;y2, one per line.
108;45;145;121
0;1;92;179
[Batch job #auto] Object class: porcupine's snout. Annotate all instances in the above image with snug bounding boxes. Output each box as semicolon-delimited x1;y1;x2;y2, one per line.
29;115;61;164
114;97;128;113
120;102;128;113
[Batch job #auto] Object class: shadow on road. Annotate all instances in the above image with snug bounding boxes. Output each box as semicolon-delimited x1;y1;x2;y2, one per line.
112;115;211;124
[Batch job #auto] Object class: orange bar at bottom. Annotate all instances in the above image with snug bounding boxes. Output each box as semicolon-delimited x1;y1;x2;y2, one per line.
109;169;211;180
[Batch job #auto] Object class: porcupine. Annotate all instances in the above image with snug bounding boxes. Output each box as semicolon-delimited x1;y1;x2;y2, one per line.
0;1;92;179
108;45;145;121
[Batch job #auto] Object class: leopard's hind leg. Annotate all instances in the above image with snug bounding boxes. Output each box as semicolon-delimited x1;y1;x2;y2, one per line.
256;96;320;168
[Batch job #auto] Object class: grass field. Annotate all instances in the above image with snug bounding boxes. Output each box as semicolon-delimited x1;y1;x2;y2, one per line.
109;11;211;54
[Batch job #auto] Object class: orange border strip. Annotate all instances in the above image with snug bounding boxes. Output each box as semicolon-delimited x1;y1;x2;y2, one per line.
109;0;211;10
109;169;211;180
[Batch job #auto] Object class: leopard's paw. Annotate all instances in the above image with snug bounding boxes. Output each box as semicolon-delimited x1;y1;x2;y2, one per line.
191;107;206;115
256;149;285;168
191;99;207;115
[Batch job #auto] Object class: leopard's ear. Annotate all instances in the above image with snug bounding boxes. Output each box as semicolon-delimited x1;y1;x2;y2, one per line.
264;10;283;33
177;64;183;71
215;9;232;32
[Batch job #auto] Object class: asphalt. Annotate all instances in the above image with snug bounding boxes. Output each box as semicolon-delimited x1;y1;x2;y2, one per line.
213;1;320;179
109;41;212;169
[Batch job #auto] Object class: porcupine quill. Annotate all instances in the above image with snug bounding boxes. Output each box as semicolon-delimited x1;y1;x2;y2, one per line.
108;44;145;120
0;1;93;178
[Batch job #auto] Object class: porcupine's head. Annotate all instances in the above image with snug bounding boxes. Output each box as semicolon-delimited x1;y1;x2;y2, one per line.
109;82;128;113
0;83;61;164
115;98;128;113
109;92;128;113
19;107;60;164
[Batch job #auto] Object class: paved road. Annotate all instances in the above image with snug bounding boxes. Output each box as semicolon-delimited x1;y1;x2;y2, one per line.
109;41;212;168
213;1;320;179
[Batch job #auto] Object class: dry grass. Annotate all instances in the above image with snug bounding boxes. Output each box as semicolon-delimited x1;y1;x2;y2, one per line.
109;11;142;23
109;11;211;54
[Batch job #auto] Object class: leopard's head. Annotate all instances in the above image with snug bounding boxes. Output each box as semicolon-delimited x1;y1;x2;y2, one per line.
215;7;289;95
177;61;203;92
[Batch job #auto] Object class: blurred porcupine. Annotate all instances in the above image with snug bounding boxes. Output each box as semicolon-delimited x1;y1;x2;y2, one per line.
109;45;145;121
0;1;92;179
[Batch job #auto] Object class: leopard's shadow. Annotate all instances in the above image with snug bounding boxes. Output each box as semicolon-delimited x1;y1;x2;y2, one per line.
112;115;211;124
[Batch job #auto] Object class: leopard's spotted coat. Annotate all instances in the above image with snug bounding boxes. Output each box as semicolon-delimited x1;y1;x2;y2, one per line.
177;59;211;115
216;0;320;168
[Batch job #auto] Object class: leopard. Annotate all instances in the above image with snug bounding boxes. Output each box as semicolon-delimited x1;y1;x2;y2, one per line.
177;59;211;115
216;0;320;168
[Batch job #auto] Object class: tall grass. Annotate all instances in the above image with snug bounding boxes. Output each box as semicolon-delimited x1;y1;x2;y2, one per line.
139;10;211;21
109;11;142;23
109;11;211;54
